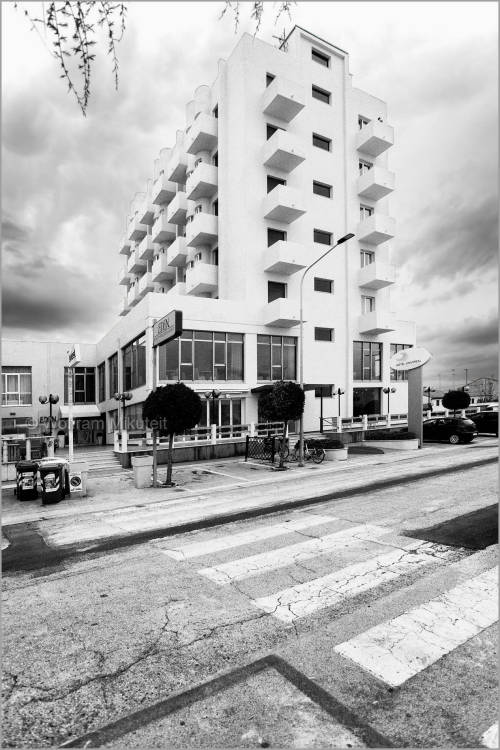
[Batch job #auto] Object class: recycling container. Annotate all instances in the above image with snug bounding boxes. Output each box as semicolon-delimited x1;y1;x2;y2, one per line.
39;459;68;504
15;460;39;501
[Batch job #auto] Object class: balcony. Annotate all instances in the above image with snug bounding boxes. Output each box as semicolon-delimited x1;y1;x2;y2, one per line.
119;298;131;316
127;248;147;275
118;265;131;286
358;311;396;335
151;254;176;283
262;77;305;123
137;235;155;261
127;284;140;307
185;262;218;295
264;241;307;275
262;130;305;173
152;174;177;206
186;113;218;155
263;186;306;224
186;162;218;201
358;262;395;290
119;236;132;256
357;166;395;202
263;298;300;328
186;212;218;247
137;272;154;299
356;121;394;157
167;192;188;225
167;148;188;183
166;237;188;266
128;216;148;242
152;214;177;244
138;199;155;226
357;214;395;245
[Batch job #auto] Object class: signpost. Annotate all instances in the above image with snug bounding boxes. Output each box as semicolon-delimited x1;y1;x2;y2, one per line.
67;344;81;462
151;311;183;487
389;346;432;447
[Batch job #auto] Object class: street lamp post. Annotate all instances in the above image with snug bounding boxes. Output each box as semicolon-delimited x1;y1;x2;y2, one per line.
424;386;435;413
382;386;396;415
39;394;59;435
114;392;133;435
298;233;354;466
336;388;345;419
205;390;221;427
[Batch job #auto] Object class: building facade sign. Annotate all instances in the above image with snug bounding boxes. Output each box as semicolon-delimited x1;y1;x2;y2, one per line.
389;346;431;372
68;344;81;368
153;310;183;348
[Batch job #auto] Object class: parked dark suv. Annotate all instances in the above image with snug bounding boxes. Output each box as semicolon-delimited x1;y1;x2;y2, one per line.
470;411;498;436
423;417;477;444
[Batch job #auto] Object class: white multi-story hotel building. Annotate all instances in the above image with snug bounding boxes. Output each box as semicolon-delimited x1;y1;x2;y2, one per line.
2;27;415;444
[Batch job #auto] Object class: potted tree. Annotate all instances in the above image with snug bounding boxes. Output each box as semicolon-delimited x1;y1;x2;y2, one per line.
442;390;471;416
258;381;305;470
143;383;202;487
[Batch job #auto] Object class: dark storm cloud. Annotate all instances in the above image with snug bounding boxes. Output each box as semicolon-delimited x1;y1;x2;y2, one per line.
422;315;498;350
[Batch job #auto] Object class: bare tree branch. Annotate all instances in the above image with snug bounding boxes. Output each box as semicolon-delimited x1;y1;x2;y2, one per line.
220;1;296;35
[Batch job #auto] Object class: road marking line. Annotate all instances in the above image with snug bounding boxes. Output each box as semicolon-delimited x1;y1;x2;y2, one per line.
202;468;252;482
253;542;457;623
481;722;499;748
334;567;498;687
198;524;390;584
156;514;338;560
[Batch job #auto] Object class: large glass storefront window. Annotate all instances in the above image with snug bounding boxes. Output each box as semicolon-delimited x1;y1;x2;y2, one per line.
353;341;382;381
64;367;96;403
390;343;411;381
123;334;146;390
199;398;243;427
158;331;244;381
109;353;118;396
353;388;381;416
257;336;297;380
98;362;106;402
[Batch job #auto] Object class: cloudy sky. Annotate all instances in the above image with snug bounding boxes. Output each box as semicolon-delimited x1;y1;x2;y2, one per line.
2;1;497;389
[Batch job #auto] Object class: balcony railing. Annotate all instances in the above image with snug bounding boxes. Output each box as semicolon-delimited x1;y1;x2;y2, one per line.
357;166;395;201
264;241;307;275
167;148;188;183
152;174;177;206
263;298;300;328
185;262;218;295
137;235;155;262
128;217;148;242
186;162;218;201
358;262;395;290
358;311;396;335
119;236;132;256
263;185;306;224
118;265;132;286
262;130;306;173
127;284;140;307
186;212;218;247
137;272;154;299
166;191;188;225
138;199;155;226
185;113;218;154
262;77;305;123
119;298;130;316
127;248;147;275
151;254;176;283
356;214;395;245
356;120;394;157
152;214;177;244
166;237;188;267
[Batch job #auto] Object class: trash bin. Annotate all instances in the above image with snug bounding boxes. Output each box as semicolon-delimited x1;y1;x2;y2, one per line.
15;460;39;501
39;459;69;505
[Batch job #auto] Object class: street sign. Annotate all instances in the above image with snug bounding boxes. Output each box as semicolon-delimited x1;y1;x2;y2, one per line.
390;346;431;372
153;310;183;347
68;344;81;367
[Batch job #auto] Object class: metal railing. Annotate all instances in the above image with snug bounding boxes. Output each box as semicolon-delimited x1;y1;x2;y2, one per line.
114;422;286;452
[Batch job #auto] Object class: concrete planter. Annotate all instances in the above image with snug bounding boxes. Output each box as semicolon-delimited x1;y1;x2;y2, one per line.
324;448;348;461
131;454;153;488
363;439;419;451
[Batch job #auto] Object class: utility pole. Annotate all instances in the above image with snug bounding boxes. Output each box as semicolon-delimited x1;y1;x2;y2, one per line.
464;368;468;386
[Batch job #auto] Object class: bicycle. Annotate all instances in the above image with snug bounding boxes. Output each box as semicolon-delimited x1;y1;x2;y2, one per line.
287;439;325;464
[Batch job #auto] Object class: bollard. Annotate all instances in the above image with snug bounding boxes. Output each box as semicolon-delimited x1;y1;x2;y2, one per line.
132;455;153;489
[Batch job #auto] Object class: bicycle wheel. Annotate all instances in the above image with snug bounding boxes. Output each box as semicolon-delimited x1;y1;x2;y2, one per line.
311;448;325;464
287;449;298;462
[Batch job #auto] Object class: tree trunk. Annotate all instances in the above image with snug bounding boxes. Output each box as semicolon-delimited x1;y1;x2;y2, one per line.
152;427;158;488
166;432;175;486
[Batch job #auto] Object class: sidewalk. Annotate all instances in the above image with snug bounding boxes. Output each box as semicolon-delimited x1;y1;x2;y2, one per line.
2;442;496;550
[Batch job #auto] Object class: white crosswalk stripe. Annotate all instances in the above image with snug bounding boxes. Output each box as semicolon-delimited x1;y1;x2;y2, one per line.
334;567;498;686
155;513;337;560
252;541;457;623
198;524;390;584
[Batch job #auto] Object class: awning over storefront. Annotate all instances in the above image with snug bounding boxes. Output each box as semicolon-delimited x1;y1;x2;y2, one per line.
59;404;101;419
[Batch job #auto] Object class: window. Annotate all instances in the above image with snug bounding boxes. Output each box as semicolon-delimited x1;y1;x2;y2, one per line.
360;250;375;267
1;417;35;435
266;123;284;140
123;402;145;432
212;248;219;266
267;175;286;193
267;228;287;247
212;104;218;119
358;116;370;130
158;330;243;381
1;366;32;405
200;397;243;428
361;295;375;314
194;252;202;262
314;386;333;398
312;85;331;104
314;277;333;293
390;343;411;381
266;73;275;87
312;48;330;67
109;353;118;396
195;204;203;214
353;341;382;381
212;151;218;167
313;180;332;198
359;160;373;175
360;204;374;220
98;362;106;403
315;327;334;342
268;281;287;303
257;335;297;380
64;367;96;404
314;229;332;245
122;334;146;391
312;133;331;151
212;199;218;216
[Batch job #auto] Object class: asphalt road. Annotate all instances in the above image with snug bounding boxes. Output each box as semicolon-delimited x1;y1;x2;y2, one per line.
2;458;498;749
